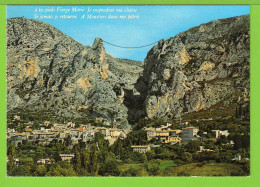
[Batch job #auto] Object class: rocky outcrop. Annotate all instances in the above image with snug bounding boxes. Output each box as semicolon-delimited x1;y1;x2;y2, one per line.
7;17;143;129
142;15;250;120
7;15;250;128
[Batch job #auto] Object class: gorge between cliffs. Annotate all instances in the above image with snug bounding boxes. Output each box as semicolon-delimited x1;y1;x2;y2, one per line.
7;15;250;129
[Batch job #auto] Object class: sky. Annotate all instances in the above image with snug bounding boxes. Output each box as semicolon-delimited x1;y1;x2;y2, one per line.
7;5;250;61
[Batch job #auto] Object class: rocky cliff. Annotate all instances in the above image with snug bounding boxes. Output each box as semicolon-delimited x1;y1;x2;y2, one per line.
7;17;143;129
7;15;250;128
142;15;249;120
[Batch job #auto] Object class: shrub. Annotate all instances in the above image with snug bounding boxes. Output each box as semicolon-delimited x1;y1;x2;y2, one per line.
177;171;190;176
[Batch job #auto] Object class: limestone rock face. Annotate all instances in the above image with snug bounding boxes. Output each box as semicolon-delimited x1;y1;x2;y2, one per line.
7;15;250;128
7;17;143;129
142;15;250;120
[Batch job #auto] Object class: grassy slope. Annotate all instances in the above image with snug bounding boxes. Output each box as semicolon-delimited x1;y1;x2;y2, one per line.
173;163;244;176
158;160;176;170
118;161;245;176
119;160;176;171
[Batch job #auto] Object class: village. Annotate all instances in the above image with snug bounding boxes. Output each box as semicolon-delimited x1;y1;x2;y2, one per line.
7;114;240;164
7;115;131;148
6;110;250;177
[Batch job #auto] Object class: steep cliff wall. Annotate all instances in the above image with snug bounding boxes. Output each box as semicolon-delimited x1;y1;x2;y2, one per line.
142;15;249;120
7;17;143;129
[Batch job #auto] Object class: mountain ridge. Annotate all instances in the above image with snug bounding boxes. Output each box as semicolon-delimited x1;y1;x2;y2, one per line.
7;15;250;128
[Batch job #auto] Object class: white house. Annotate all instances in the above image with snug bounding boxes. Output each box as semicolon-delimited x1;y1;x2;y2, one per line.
67;122;75;128
6;157;19;165
71;137;80;145
82;131;95;144
146;129;156;140
13;115;21;120
198;146;214;153
37;158;52;164
232;154;242;161
212;130;229;138
97;127;110;136
59;154;75;162
7;128;16;137
109;129;120;137
131;145;151;153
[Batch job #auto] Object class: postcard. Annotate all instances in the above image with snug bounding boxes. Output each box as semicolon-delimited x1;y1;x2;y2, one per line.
5;4;251;177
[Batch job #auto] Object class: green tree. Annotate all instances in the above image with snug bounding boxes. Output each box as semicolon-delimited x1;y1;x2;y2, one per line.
34;165;47;176
121;167;139;176
112;139;123;159
138;167;149;176
177;171;190;176
184;141;201;153
123;130;148;147
72;145;82;175
15;164;32;176
64;136;72;147
87;143;99;176
216;135;229;145
140;153;147;163
98;159;120;176
46;162;76;176
148;164;160;176
133;118;151;131
82;151;90;175
92;132;110;163
219;151;233;162
32;121;40;130
181;152;193;163
162;168;175;176
7;142;17;176
151;118;165;128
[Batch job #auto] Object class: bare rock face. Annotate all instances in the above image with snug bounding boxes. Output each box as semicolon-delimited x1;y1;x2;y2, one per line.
7;15;250;128
7;17;143;129
142;15;250;120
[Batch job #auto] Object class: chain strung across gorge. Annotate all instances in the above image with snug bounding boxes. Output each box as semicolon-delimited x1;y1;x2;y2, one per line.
103;40;160;49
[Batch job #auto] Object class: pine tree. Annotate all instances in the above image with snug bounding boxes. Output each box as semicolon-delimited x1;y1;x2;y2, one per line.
72;145;81;175
7;142;17;176
114;140;123;159
82;151;90;175
88;143;99;176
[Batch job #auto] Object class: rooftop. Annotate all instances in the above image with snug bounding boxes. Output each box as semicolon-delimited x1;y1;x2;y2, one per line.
59;154;75;157
183;126;198;129
131;145;150;148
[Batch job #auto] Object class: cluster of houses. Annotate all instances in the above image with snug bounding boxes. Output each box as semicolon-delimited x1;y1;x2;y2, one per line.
7;120;131;148
8;115;239;163
145;123;230;145
144;123;200;145
131;123;230;153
